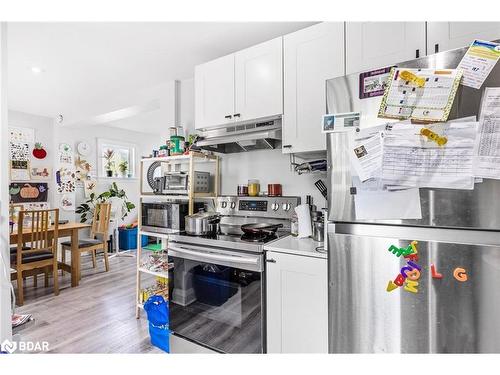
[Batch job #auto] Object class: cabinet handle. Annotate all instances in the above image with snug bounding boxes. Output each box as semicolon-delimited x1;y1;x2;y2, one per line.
224;115;232;119
233;113;241;118
266;259;276;263
282;145;292;149
415;49;420;58
435;44;439;53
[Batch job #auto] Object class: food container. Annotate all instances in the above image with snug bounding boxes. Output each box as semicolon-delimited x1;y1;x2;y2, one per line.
237;184;248;196
185;211;220;236
267;184;282;197
312;221;324;242
169;135;185;155
248;179;260;197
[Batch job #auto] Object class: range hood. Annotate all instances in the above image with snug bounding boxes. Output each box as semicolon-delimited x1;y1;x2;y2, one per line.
195;117;282;153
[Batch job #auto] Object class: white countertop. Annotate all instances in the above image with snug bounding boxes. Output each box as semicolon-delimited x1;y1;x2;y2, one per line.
264;235;327;259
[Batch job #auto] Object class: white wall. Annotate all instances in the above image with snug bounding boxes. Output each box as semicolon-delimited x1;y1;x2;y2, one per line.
220;148;326;208
6;109;161;226
0;21;12;344
56;124;159;225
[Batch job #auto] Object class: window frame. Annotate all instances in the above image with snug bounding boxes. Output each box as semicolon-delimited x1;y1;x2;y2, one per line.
96;138;137;179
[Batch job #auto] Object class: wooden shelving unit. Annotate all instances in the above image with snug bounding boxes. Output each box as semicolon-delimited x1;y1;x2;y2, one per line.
136;151;220;318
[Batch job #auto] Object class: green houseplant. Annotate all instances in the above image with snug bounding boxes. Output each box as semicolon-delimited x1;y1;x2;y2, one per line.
103;149;115;177
75;182;135;223
118;160;128;177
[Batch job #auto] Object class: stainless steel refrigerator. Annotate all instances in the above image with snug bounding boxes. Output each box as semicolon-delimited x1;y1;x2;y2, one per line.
326;44;500;353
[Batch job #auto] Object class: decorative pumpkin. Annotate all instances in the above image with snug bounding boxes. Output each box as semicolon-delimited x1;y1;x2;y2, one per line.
20;184;40;199
33;143;47;159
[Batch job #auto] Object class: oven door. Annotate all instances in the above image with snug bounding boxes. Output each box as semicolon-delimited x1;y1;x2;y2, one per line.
167;242;264;353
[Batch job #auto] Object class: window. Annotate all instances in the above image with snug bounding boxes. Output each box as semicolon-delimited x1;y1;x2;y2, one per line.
97;138;136;178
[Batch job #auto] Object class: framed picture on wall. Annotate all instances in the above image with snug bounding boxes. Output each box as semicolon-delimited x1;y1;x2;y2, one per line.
9;182;49;203
10;160;31;181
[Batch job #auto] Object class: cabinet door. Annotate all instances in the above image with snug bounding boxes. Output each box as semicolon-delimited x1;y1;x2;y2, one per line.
266;251;328;353
345;22;426;75
427;22;500;54
195;54;234;129
283;22;344;154
234;37;283;122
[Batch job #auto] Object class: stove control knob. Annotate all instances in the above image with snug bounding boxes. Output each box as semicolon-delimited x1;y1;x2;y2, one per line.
230;202;236;209
221;201;227;209
282;203;291;211
271;203;279;211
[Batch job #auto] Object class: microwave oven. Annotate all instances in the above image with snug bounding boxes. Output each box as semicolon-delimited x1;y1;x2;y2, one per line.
141;201;204;234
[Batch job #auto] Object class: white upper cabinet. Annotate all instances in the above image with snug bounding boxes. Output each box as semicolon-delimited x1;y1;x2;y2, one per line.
195;38;283;130
427;22;500;54
195;54;235;129
345;22;426;75
234;37;283;122
283;22;345;154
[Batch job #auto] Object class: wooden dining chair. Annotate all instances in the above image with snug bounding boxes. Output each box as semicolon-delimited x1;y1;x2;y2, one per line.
11;208;60;306
61;203;112;279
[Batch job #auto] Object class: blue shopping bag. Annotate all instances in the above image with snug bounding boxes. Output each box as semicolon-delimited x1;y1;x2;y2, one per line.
143;295;169;326
143;295;170;352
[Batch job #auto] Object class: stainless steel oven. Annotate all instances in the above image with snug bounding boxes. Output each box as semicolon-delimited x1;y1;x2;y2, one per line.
167;239;265;354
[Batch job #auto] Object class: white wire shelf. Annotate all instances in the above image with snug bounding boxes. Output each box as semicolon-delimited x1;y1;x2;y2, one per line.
141;152;217;163
138;267;169;278
139;230;170;240
140;193;217;200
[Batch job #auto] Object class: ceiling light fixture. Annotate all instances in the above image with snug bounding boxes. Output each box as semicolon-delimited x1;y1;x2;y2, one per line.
31;66;44;74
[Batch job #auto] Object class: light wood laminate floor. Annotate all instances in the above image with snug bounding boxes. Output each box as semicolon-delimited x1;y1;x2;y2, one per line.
14;254;162;353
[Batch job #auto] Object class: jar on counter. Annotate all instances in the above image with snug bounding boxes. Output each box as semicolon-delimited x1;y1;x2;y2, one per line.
248;179;260;197
237;184;248;196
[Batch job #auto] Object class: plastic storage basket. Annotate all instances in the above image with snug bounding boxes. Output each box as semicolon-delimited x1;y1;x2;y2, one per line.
193;265;238;306
118;227;148;250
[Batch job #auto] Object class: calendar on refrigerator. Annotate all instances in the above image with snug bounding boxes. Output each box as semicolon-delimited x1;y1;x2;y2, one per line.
378;68;463;122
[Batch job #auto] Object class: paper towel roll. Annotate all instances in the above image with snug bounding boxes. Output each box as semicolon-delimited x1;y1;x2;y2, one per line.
295;204;312;238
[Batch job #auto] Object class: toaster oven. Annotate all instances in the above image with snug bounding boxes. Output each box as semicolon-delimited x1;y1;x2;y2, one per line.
153;171;210;195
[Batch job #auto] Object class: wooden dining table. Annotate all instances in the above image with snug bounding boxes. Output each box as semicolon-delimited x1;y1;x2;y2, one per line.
10;222;91;287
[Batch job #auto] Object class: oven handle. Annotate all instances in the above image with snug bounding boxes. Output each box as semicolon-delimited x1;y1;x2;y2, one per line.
167;245;259;265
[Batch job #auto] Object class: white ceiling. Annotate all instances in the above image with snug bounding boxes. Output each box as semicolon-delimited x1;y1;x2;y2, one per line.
7;22;315;128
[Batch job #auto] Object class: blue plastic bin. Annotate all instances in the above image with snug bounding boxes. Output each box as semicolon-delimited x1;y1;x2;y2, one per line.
193;265;238;306
144;295;170;353
118;227;148;250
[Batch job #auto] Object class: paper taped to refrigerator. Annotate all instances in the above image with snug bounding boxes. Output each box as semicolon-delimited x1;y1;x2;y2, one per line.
378;68;462;122
349;121;411;182
457;40;500;90
476;87;500;179
354;186;422;220
381;122;479;189
349;125;385;182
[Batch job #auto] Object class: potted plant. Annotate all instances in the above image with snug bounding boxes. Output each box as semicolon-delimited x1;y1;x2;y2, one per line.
118;160;128;178
103;149;115;177
75;182;136;223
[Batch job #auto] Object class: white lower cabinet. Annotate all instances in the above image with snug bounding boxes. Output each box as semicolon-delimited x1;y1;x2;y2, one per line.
266;251;328;353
